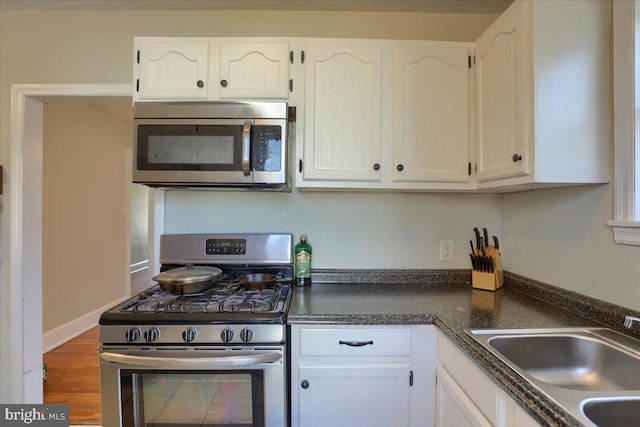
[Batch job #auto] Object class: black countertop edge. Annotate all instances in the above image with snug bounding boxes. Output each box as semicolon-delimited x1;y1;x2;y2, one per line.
505;271;640;340
309;268;471;285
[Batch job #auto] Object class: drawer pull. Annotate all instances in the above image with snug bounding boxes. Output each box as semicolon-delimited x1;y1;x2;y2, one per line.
338;340;374;347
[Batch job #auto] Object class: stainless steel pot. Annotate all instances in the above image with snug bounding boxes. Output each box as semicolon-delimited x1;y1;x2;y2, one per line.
153;266;223;294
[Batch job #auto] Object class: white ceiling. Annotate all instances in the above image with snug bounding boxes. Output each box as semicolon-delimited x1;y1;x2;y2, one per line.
0;0;513;14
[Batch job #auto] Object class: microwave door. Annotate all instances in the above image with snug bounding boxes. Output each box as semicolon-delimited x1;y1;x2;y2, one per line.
134;119;253;185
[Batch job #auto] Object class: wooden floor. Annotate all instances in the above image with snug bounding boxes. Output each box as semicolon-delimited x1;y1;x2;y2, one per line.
43;326;102;425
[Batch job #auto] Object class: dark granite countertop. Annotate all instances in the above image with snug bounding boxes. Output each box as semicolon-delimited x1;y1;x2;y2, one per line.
287;269;640;427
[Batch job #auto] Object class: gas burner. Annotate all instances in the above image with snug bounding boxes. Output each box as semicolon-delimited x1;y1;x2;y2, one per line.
119;281;289;314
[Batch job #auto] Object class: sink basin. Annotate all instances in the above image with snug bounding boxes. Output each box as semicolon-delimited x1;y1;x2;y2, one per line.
582;398;640;427
467;328;640;426
487;334;640;391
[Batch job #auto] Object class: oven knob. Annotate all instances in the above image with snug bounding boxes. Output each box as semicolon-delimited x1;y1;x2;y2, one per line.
240;328;254;343
125;327;141;343
144;327;160;343
221;328;235;343
182;327;198;343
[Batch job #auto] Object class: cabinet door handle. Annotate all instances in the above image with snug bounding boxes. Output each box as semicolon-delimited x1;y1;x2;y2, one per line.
220;79;228;87
373;163;380;171
196;80;204;88
338;340;374;347
512;153;522;162
301;380;310;389
396;164;404;172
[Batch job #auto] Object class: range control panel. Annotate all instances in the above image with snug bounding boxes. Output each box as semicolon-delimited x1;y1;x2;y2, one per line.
205;238;246;255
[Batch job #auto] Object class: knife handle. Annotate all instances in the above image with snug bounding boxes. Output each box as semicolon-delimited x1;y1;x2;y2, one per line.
473;228;481;252
493;235;500;250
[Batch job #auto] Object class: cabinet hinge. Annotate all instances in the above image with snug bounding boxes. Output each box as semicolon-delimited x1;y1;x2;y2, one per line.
137;50;140;64
468;162;472;176
298;159;303;173
301;50;305;64
409;370;414;387
289;79;293;92
136;79;140;92
289;50;294;64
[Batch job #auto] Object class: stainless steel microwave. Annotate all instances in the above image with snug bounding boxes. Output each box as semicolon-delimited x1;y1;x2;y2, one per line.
133;102;289;189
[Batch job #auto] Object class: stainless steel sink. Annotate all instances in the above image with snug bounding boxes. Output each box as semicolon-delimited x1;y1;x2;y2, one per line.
582;397;640;427
487;334;640;391
466;328;640;426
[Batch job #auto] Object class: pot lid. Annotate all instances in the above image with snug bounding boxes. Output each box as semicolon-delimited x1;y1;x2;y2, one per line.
154;266;222;285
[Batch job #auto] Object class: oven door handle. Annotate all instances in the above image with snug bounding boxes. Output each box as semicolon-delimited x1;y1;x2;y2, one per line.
100;351;281;368
242;120;252;176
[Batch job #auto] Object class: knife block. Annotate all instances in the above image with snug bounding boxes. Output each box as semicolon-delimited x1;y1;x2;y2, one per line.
472;246;504;292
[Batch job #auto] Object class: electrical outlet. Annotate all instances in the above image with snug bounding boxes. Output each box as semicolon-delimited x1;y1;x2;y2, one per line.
440;240;454;261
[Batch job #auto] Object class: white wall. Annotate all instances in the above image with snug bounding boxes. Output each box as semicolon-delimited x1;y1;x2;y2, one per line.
165;191;501;269
501;185;640;311
43;103;132;333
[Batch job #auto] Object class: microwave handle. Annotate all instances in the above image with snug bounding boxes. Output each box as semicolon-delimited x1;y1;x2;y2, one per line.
100;351;281;368
242;120;252;176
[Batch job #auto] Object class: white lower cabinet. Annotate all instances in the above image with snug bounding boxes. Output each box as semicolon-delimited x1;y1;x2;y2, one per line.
436;331;540;427
436;365;492;427
290;325;436;427
298;362;410;427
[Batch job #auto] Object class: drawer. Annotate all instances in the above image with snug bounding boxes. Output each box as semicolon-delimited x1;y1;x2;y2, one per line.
298;326;412;357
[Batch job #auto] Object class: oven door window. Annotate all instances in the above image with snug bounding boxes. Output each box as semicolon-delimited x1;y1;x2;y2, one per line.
120;370;264;427
137;125;243;171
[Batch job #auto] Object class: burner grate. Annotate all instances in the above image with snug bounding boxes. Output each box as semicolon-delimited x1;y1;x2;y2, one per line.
119;281;289;314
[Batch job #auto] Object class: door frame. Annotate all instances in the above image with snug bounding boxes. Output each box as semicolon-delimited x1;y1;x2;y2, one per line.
2;83;162;403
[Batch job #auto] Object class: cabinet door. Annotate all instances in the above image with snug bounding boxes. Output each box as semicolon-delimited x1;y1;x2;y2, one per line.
297;363;410;427
302;42;383;181
393;45;470;183
219;41;291;99
435;366;492;427
475;1;530;182
136;41;210;100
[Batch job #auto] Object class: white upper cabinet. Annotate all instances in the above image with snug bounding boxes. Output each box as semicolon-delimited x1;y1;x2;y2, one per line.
475;3;528;182
393;44;471;183
475;0;609;189
135;40;210;101
134;37;291;102
301;41;383;182
218;41;291;99
295;40;473;190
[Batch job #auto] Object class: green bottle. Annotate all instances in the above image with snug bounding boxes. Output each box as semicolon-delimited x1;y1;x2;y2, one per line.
295;235;312;286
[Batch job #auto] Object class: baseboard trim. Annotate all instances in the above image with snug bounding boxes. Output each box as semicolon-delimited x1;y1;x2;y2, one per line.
43;295;128;353
131;259;149;274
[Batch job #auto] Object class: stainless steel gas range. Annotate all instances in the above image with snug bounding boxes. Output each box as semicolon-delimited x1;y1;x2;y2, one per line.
99;233;293;427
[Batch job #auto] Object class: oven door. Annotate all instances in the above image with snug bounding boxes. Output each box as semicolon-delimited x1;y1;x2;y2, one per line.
134;118;287;186
100;346;286;427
